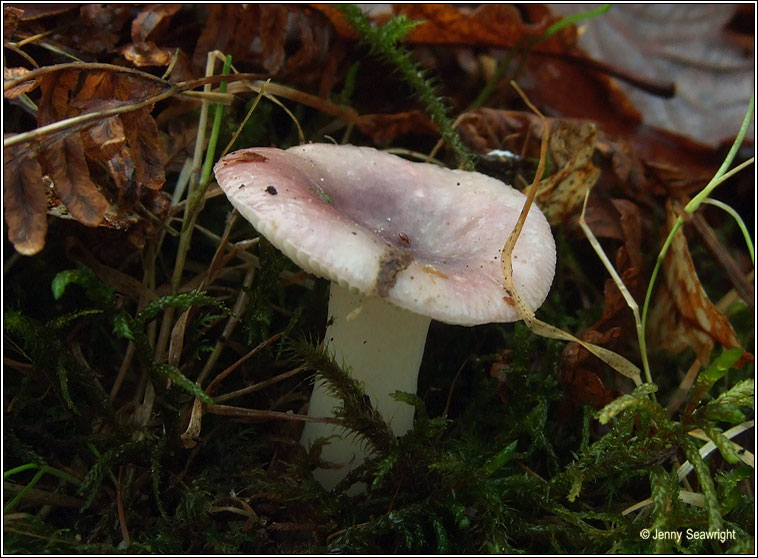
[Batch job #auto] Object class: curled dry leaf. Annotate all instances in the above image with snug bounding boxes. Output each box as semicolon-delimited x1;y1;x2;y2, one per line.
3;67;37;99
560;365;617;410
458;109;601;224
130;4;182;43
41;136;109;227
82;116;127;163
120;42;175;67
648;200;745;363
648;282;716;365
535;121;600;225
459;108;538;157
3;6;23;39
120;4;184;69
584;199;645;322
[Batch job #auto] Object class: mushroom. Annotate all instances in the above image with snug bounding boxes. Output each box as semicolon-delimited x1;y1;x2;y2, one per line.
213;144;556;490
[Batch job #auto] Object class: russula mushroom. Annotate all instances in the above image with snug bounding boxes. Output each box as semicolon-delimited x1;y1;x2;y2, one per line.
214;143;556;490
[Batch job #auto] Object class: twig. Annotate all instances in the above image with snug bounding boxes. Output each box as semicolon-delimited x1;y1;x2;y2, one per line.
206;405;341;424
688;210;754;312
116;466;130;546
204;333;284;395
195;264;256;387
213;365;309;404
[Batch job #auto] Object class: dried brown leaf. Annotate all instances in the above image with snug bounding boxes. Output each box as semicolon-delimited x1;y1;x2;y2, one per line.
82;116;127;162
75;4;134;54
3;149;47;255
649;200;744;363
559;198;645;407
120;41;175;67
559;324;630;408
356;111;438;145
72;70;117;105
193;5;256;69
3;6;23;39
259;4;290;74
194;5;335;90
583;199;645;328
107;151;137;193
398;4;572;50
42;136;108;227
580;203;624;242
611;199;644;271
36;68;165;198
37;70;81;124
130;4;181;43
658;201;743;356
535;121;601;224
316;4;573;52
121;107;165;190
648;282;716;364
559;366;616;409
458;109;535;156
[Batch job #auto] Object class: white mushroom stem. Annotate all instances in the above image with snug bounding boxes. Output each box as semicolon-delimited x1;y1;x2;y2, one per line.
300;282;431;490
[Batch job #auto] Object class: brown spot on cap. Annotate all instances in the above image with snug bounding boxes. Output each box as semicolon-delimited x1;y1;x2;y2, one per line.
376;247;413;297
226;151;268;165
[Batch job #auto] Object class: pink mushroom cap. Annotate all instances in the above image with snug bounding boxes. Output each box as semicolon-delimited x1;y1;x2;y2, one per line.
213;143;556;326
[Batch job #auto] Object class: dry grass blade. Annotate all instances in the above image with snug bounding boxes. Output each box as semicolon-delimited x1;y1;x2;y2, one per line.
501;81;642;385
677;420;755;480
621;490;706;516
623;419;756;516
578;188;649;384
